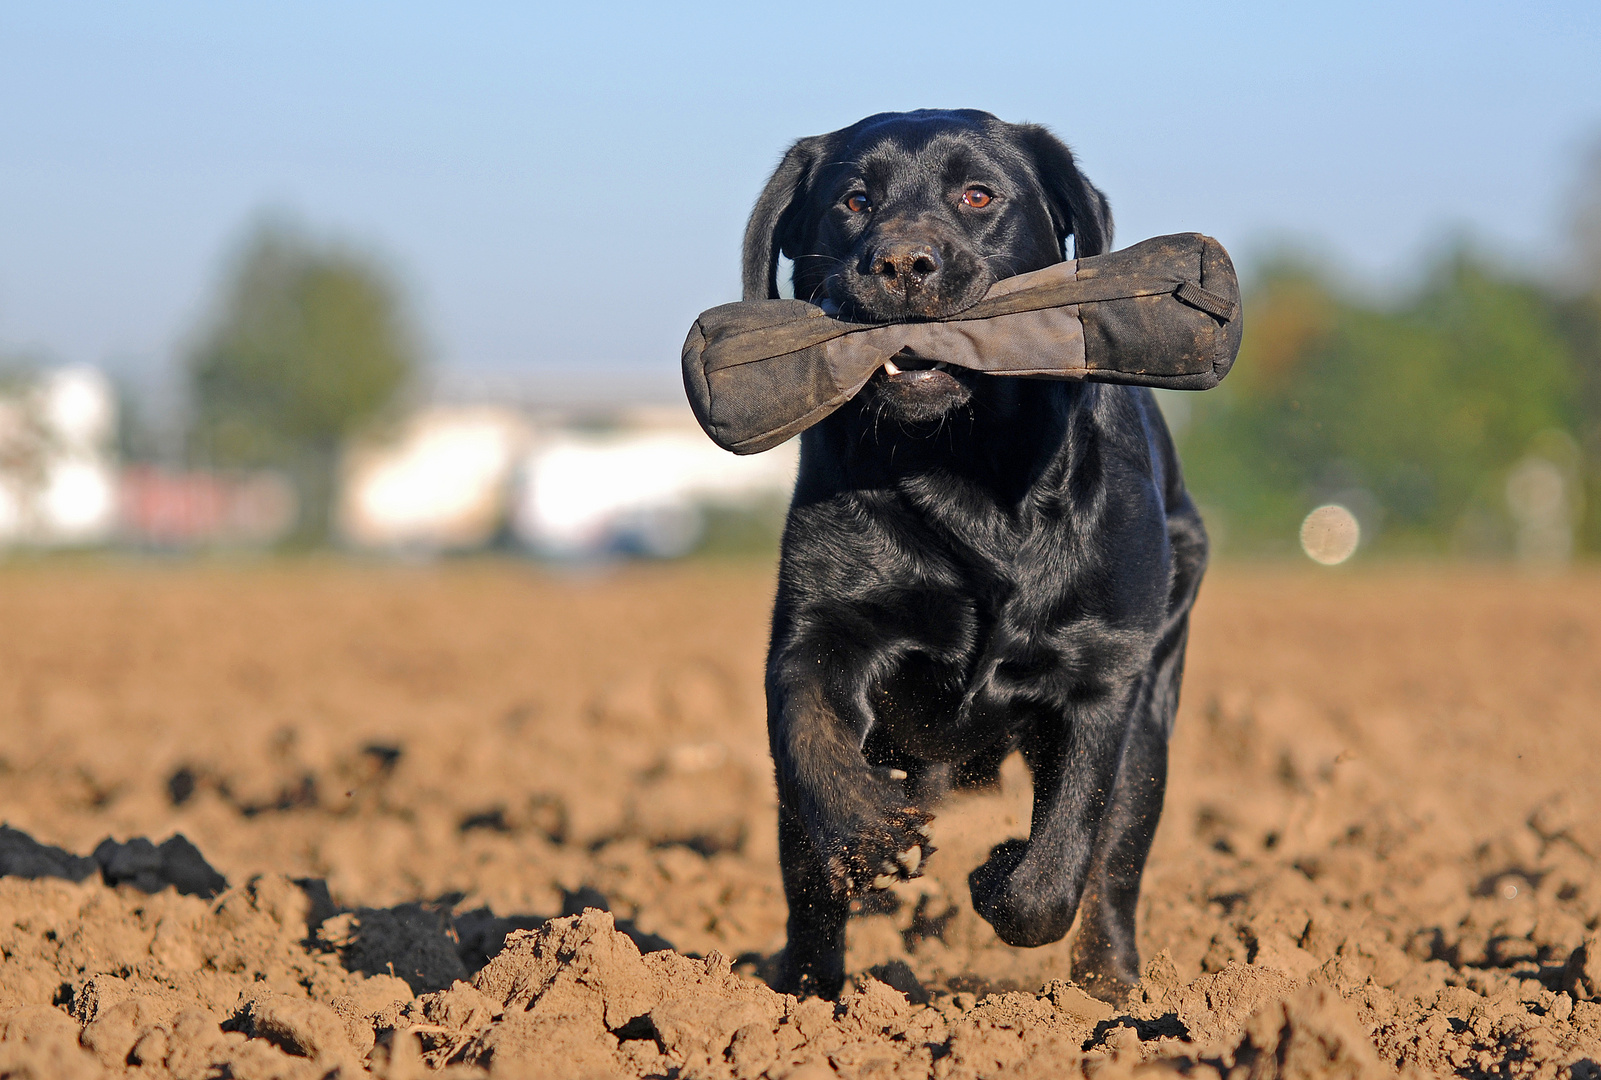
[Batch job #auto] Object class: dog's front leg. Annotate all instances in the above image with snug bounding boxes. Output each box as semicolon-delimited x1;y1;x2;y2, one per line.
768;650;932;997
966;683;1135;950
1072;501;1208;999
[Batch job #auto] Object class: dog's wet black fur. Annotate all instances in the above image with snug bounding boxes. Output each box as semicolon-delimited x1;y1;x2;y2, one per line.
743;110;1208;1003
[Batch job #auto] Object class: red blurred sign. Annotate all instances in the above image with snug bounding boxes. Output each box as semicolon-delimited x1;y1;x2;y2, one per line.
118;467;297;546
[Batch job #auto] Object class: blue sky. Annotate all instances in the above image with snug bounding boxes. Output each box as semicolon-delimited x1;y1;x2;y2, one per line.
1;2;1598;382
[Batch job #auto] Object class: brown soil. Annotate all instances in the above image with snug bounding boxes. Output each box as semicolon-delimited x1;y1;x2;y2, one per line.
2;560;1600;1079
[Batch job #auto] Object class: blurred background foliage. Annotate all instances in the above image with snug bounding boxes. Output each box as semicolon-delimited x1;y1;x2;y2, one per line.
186;220;421;545
1174;153;1601;560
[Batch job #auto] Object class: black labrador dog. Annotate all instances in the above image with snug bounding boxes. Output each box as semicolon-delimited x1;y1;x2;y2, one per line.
743;109;1208;1002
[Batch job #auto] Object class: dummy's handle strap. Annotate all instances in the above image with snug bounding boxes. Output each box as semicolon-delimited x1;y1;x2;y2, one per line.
1173;281;1237;322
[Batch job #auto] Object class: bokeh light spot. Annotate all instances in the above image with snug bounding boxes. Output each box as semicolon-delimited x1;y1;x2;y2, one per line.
1300;504;1360;565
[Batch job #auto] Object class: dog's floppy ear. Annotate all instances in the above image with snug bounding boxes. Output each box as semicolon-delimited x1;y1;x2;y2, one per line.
1016;124;1113;259
742;137;823;301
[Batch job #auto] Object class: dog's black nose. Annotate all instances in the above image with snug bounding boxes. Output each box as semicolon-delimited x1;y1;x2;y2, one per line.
869;242;942;290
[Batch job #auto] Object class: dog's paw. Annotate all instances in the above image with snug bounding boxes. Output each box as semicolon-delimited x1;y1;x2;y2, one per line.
968;838;1076;947
821;801;935;899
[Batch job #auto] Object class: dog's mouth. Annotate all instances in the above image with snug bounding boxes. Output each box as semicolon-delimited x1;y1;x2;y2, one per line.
882;351;948;377
873;350;971;415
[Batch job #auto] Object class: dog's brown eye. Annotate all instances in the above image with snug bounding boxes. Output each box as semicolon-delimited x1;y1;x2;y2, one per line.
845;193;871;213
961;188;993;209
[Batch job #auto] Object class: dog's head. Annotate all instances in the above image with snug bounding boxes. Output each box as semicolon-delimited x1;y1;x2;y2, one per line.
742;110;1112;424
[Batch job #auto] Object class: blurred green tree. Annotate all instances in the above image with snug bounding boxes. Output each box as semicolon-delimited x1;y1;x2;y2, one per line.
187;219;421;544
1179;248;1581;558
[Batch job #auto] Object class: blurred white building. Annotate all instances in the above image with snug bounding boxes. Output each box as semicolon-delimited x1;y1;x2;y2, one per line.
511;408;798;558
3;364;800;558
338;403;797;558
339;406;530;551
0;365;119;545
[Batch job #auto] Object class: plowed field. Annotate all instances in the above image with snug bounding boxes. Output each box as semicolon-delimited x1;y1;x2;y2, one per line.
2;561;1600;1078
